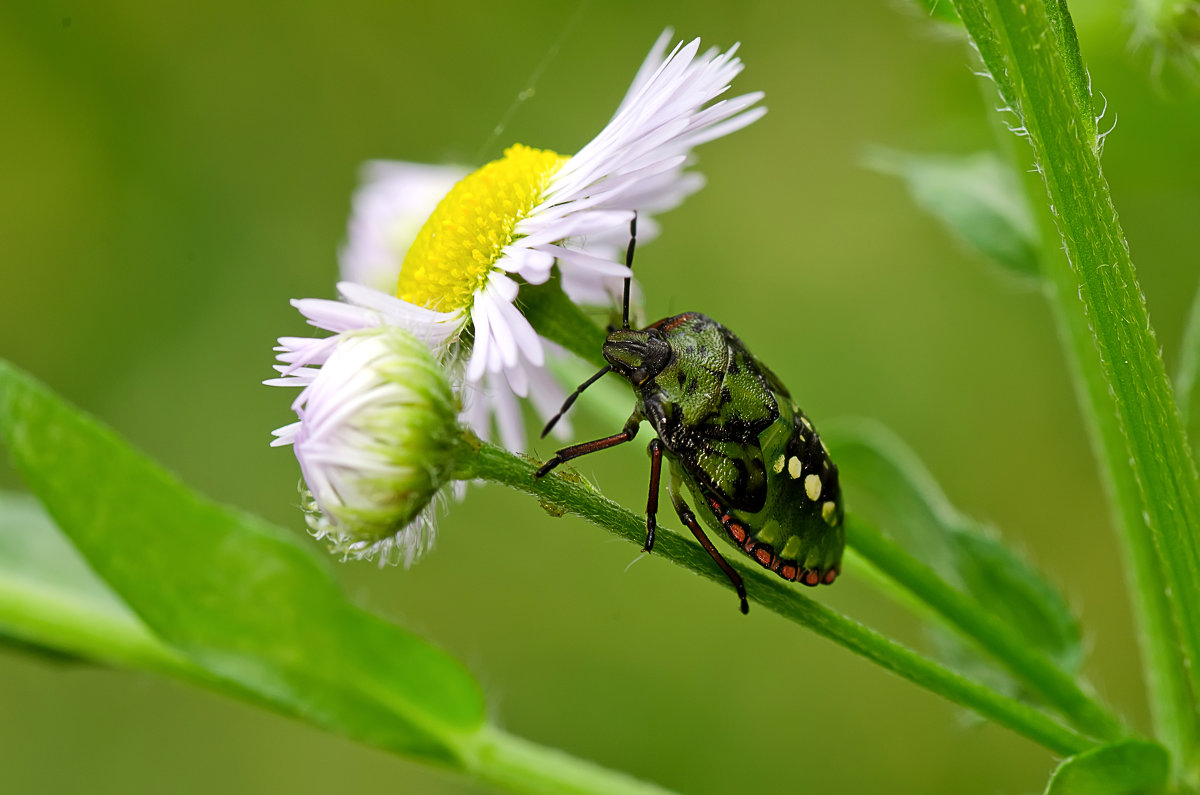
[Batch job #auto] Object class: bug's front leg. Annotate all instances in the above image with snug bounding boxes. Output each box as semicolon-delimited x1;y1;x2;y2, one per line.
643;438;663;553
668;468;749;615
534;415;640;478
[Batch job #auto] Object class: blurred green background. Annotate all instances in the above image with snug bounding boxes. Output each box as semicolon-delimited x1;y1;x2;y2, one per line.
3;1;1199;792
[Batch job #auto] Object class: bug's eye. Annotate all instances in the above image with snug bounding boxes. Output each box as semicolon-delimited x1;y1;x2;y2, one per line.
631;368;650;385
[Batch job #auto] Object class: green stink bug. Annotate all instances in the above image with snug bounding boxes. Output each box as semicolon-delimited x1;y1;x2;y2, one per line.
535;217;844;613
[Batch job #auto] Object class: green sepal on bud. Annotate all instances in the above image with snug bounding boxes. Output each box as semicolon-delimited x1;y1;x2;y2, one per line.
291;325;463;565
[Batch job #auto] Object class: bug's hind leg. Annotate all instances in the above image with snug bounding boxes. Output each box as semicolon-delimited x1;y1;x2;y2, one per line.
643;438;663;553
667;468;749;615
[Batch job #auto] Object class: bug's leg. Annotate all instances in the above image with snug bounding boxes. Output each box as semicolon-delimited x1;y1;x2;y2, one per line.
668;470;749;615
534;416;640;478
643;438;663;553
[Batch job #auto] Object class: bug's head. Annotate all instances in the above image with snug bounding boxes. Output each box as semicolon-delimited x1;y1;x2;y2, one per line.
603;328;670;386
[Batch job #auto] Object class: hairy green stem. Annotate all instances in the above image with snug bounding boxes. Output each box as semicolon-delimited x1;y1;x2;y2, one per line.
459;440;1094;757
466;727;673;795
848;516;1126;742
952;0;1200;771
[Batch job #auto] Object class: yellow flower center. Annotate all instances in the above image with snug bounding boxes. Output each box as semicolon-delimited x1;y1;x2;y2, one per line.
397;144;568;312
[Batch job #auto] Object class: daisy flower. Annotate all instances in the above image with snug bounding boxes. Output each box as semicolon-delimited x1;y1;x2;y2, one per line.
272;28;763;484
334;159;575;450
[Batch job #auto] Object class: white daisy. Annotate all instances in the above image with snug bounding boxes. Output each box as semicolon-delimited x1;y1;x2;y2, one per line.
272;29;764;452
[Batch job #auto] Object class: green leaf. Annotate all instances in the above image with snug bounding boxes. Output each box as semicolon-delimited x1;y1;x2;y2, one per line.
0;359;485;764
821;421;1127;742
0;361;688;794
951;0;1200;764
1044;740;1169;795
0;490;203;677
864;147;1041;279
829;419;1081;673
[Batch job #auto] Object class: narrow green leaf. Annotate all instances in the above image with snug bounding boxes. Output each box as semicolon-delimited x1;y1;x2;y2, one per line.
951;531;1082;673
829;419;1081;674
823;421;1126;742
951;0;1200;764
1044;740;1169;795
0;491;204;678
864;148;1041;279
0;359;486;764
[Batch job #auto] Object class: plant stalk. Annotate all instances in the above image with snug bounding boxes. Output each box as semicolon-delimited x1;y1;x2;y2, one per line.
460;440;1094;757
467;727;674;795
951;0;1200;772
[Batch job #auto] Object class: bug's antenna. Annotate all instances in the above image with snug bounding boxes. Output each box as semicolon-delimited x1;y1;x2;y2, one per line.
621;211;637;330
540;365;613;438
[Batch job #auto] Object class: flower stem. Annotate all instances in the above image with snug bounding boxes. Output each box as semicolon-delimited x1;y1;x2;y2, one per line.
951;0;1200;771
848;515;1126;742
465;726;674;795
459;439;1095;757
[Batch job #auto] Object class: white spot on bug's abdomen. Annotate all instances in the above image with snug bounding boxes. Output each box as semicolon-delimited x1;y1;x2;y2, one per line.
822;501;836;524
805;474;822;501
788;456;802;479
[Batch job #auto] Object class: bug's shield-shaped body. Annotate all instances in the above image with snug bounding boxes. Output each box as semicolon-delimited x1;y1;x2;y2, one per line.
635;313;844;585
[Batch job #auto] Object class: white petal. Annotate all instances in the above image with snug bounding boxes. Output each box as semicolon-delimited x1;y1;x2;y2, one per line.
491;291;544;367
479;290;519;370
612;28;675;118
492;370;526;452
541;244;633;279
525;360;573;441
485;272;520;303
496;246;555;284
502;356;529;398
534;32;762;227
459;379;492;443
292;297;378;334
466;300;492;383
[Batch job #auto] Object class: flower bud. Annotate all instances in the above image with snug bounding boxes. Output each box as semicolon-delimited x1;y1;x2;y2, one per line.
275;325;460;565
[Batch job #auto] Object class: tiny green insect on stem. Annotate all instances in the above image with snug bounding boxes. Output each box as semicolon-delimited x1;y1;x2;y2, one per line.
533;215;845;612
